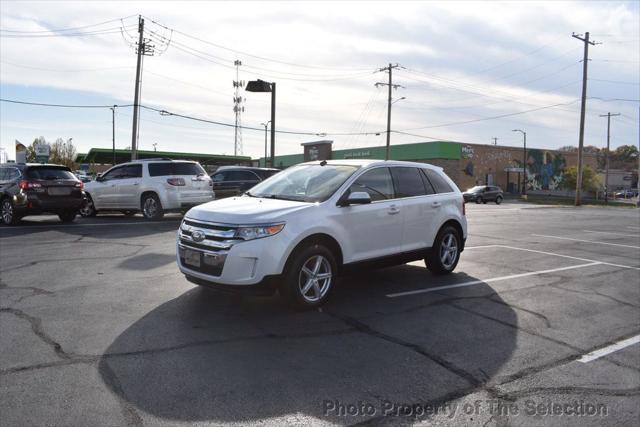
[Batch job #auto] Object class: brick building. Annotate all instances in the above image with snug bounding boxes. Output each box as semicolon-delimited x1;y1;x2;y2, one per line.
262;140;598;194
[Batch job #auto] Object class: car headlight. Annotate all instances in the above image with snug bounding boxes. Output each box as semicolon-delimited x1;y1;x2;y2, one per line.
235;223;285;240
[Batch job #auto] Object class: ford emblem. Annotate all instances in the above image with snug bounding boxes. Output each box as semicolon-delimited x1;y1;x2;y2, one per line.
192;229;206;242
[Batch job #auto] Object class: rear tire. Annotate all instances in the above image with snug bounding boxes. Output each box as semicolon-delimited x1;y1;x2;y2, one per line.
58;211;76;223
141;193;164;220
475;197;483;204
425;225;461;275
495;195;503;205
79;194;97;217
280;244;337;309
1;198;19;225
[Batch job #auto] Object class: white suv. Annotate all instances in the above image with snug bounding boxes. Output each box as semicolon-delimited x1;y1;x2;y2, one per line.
82;159;214;220
177;160;467;308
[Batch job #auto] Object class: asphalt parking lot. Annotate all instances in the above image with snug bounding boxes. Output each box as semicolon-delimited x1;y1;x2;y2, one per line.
1;201;639;426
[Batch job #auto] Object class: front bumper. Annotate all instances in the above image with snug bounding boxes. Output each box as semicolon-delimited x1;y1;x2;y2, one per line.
176;227;290;286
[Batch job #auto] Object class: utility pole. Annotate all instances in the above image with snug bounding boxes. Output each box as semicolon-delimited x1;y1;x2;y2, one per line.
376;63;403;160
261;121;270;167
599;112;620;204
492;137;498;145
572;32;598;206
110;106;116;165
130;16;155;161
233;60;244;156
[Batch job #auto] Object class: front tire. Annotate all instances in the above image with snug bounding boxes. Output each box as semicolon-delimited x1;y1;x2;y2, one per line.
475;197;483;204
141;193;164;220
495;195;503;204
425;225;461;275
1;198;19;225
280;244;337;309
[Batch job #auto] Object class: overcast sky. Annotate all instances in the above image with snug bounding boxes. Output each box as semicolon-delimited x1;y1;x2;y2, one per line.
1;0;638;161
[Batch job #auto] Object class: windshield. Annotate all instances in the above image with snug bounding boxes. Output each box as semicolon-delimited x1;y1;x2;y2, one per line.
467;186;486;192
248;164;359;202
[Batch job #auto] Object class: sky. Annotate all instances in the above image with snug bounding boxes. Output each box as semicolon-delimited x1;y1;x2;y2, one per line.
0;0;638;162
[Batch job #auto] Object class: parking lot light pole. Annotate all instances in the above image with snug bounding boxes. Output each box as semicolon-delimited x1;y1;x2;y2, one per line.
110;106;116;165
246;80;276;168
513;129;527;198
261;121;271;167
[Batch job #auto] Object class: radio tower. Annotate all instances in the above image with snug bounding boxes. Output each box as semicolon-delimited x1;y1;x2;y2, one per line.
233;60;244;156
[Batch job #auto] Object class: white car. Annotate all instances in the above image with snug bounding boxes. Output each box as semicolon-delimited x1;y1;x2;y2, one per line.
81;159;214;220
177;160;467;308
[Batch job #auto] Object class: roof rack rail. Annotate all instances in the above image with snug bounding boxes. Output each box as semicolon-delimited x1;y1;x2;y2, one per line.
132;158;173;162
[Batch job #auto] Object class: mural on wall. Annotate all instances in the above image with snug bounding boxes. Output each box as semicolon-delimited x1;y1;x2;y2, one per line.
526;149;567;190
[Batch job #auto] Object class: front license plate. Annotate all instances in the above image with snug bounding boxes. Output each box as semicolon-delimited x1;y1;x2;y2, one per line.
184;249;201;268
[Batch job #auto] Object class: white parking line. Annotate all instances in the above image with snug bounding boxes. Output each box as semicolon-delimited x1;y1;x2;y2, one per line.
485;244;640;271
0;221;173;229
532;234;640;249
578;335;640;363
386;262;601;298
583;230;640;237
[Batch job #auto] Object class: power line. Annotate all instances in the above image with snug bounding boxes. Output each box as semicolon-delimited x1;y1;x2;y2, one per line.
0;15;138;34
0;98;133;108
142;14;373;73
0;60;133;73
0;26;137;38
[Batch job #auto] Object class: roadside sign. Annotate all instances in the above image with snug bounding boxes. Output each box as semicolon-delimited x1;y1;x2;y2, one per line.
35;143;50;163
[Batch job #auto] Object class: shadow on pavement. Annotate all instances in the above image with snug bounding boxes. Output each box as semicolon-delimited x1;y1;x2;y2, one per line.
99;264;517;424
118;253;177;271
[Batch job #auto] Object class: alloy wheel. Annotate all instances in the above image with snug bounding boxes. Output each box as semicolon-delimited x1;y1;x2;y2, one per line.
143;198;158;218
1;200;13;224
440;233;458;269
298;255;333;303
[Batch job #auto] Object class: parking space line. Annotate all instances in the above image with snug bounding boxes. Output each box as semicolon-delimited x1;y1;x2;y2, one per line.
492;244;640;271
532;234;640;249
578;335;640;363
386;262;601;298
582;230;640;237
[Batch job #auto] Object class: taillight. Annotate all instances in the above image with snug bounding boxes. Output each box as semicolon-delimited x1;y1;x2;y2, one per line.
19;180;42;190
75;181;84;190
167;178;186;186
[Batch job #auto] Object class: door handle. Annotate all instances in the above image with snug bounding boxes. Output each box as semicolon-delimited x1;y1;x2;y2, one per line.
388;205;400;215
133;183;139;186
432;201;442;208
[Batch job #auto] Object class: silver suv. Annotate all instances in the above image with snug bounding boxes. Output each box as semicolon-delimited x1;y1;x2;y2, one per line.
81;159;214;220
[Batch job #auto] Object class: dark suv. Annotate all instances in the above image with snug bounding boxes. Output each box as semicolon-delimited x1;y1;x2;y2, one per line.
0;164;85;225
210;167;280;199
463;185;504;204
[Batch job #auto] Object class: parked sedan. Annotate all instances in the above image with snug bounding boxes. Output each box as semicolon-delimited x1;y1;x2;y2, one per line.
210;166;280;199
463;185;504;204
0;163;85;225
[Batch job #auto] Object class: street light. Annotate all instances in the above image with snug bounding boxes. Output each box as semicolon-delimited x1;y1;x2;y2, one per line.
110;106;116;165
391;96;406;105
261;121;271;167
246;79;276;168
512;129;527;198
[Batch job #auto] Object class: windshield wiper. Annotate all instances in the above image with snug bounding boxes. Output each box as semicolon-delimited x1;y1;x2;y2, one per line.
244;191;256;197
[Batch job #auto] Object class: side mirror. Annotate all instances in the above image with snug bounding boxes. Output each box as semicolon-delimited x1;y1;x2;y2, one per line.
96;174;104;182
343;191;371;206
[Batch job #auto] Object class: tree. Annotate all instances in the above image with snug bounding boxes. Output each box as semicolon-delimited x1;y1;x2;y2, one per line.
561;165;601;192
49;138;77;169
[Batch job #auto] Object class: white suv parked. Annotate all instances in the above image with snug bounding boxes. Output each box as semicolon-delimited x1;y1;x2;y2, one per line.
177;160;467;308
82;159;214;220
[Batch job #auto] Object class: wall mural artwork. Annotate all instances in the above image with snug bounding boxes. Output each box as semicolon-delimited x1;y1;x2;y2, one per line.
526;149;567;190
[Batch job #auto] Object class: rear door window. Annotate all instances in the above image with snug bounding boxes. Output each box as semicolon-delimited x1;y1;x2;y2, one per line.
390;167;427;198
349;167;394;201
26;167;75;180
122;164;142;178
423;169;454;194
226;170;260;182
148;162;205;177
